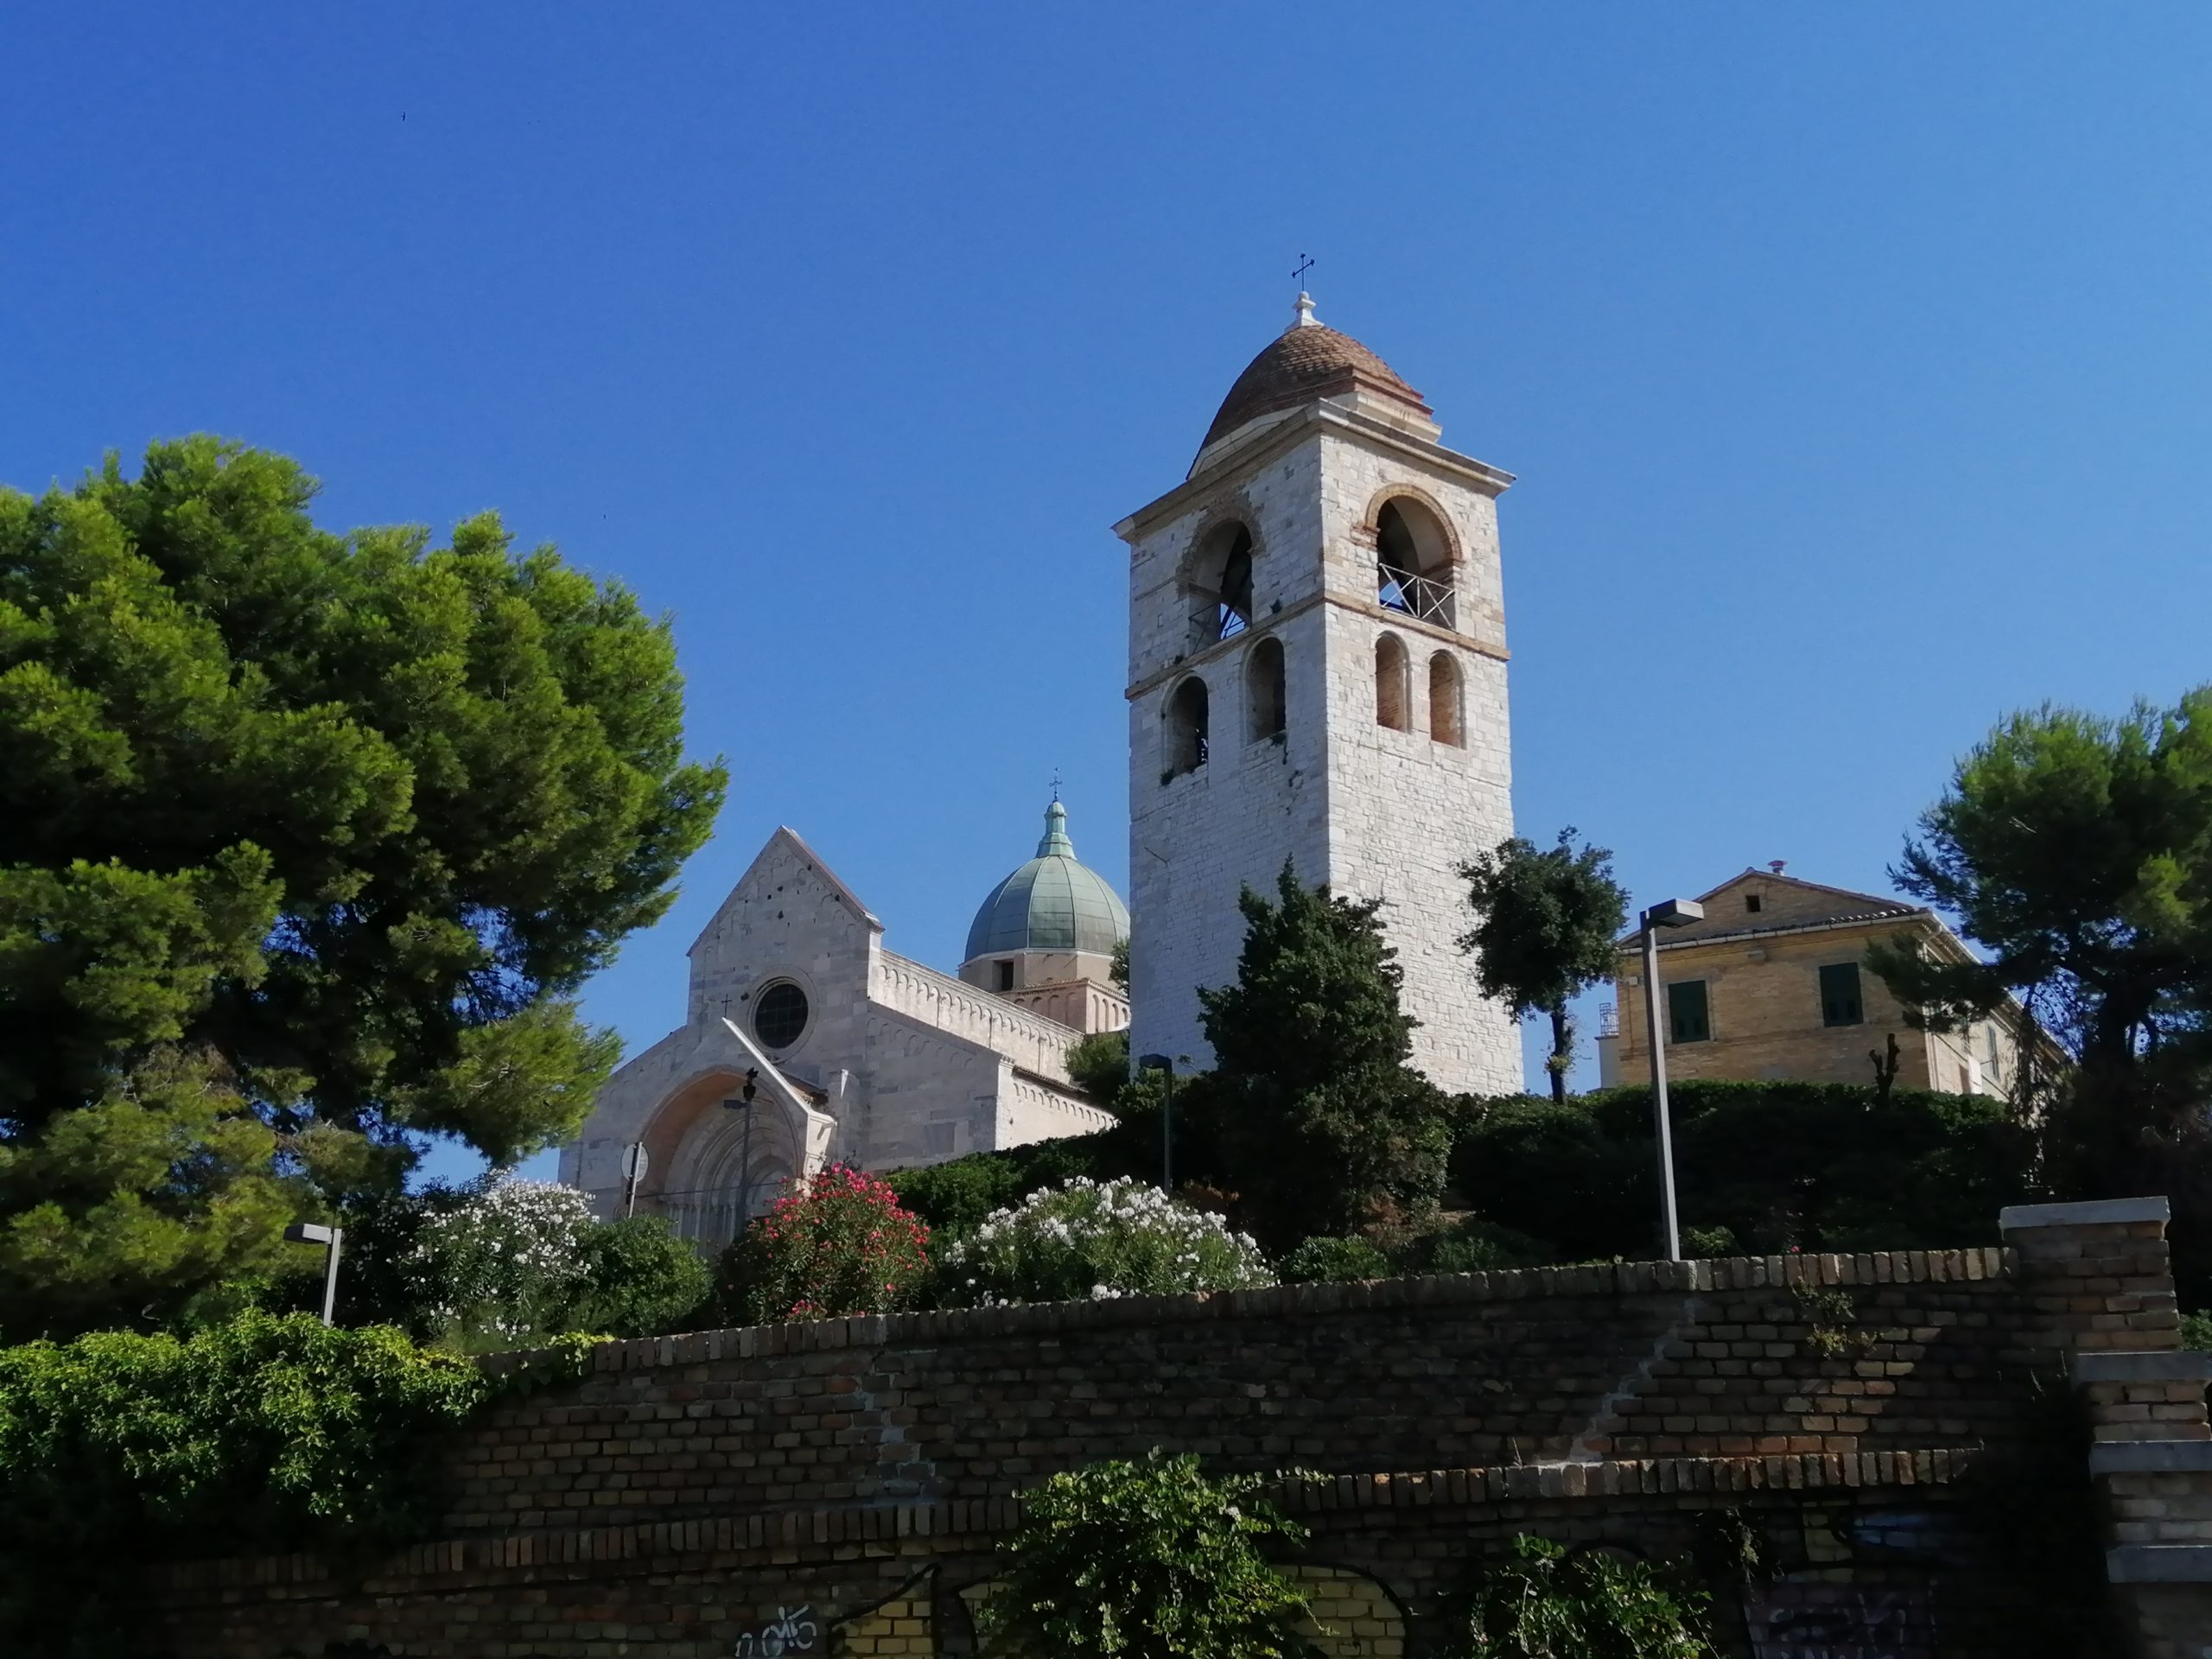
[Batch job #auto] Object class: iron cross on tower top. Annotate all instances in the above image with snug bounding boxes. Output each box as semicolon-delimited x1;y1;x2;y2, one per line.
1293;253;1315;289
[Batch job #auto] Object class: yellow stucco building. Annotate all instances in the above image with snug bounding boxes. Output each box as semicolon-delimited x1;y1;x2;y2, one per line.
1595;868;2050;1101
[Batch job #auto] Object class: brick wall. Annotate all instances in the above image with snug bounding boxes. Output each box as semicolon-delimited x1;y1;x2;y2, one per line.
142;1203;2209;1656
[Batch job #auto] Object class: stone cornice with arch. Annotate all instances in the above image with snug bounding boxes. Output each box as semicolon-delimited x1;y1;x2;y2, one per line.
1349;480;1466;567
630;1019;837;1207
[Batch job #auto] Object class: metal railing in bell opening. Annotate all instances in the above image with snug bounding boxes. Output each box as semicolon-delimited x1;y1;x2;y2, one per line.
1378;569;1454;628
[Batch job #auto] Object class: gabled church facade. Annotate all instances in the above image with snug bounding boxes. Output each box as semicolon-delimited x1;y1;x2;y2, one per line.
558;812;1124;1243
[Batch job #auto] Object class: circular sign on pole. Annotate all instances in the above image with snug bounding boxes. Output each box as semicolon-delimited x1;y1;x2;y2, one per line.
621;1142;649;1184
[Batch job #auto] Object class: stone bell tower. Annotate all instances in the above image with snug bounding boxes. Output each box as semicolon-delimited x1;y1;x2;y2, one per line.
1116;294;1522;1096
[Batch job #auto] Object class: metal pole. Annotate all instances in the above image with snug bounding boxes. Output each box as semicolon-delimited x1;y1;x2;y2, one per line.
1643;919;1681;1261
320;1227;343;1326
1160;1063;1174;1193
739;1093;756;1227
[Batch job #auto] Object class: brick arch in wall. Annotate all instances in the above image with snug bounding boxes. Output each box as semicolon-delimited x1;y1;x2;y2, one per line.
1163;672;1211;776
1351;480;1464;567
1374;631;1412;733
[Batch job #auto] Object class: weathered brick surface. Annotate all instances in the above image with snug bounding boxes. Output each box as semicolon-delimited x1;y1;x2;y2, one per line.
437;1249;2033;1535
142;1219;2208;1656
146;1460;2019;1658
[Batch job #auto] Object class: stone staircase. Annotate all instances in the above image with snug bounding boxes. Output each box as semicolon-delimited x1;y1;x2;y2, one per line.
2005;1197;2212;1656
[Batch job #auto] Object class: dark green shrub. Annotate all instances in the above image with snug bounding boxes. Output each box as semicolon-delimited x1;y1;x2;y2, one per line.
1420;1217;1550;1274
567;1215;712;1337
1451;1081;2032;1262
1446;1094;1647;1261
1681;1224;1739;1257
1592;1080;2032;1253
1279;1235;1391;1283
2182;1311;2212;1351
1457;1533;1713;1657
1067;1028;1132;1105
980;1451;1318;1658
888;1150;1039;1237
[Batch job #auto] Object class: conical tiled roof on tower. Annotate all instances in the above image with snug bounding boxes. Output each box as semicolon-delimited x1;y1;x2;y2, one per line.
1198;292;1433;454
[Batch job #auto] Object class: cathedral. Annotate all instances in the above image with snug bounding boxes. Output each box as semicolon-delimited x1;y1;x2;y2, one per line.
562;293;1522;1239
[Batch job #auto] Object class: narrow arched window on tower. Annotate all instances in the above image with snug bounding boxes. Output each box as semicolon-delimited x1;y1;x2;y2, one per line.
1427;652;1463;747
1187;522;1255;645
1165;676;1210;777
1375;499;1455;630
1216;528;1254;639
1375;634;1410;732
1245;635;1286;743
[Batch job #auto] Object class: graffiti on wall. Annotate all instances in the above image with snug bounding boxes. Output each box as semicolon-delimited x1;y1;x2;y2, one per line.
733;1605;818;1656
1745;1581;1935;1659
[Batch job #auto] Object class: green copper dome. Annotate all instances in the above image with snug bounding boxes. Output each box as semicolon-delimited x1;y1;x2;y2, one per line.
964;800;1131;962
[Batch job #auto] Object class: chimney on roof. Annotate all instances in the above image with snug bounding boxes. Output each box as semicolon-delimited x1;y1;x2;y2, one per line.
1769;860;1787;874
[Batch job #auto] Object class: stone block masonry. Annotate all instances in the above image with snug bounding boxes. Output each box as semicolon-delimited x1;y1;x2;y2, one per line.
145;1203;2208;1655
1122;401;1522;1098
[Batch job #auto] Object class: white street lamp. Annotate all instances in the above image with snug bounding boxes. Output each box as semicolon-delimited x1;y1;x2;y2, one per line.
283;1222;343;1325
1639;898;1705;1260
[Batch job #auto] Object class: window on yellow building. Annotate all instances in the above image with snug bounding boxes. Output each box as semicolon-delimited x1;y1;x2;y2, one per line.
1667;980;1710;1044
1820;963;1864;1027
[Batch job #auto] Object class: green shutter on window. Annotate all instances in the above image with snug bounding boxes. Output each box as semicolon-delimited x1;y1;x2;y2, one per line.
1666;979;1710;1044
1820;963;1864;1027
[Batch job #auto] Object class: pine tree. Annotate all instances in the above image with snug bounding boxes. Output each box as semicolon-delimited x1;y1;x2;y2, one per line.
1868;690;2212;1198
1197;863;1445;1248
1457;830;1630;1104
0;439;726;1333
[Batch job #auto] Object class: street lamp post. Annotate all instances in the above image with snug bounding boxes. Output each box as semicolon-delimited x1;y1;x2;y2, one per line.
723;1067;761;1231
1138;1053;1177;1192
1638;898;1705;1261
284;1222;343;1325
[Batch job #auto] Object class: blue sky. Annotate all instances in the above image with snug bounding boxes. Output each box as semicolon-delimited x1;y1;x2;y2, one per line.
9;7;2211;1181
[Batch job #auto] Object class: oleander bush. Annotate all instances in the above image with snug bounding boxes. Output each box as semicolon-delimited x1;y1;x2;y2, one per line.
398;1177;601;1344
336;1176;711;1347
935;1178;1273;1309
715;1164;931;1324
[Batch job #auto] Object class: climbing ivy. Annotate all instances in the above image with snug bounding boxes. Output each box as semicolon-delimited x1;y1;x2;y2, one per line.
1457;1534;1713;1658
0;1311;601;1656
